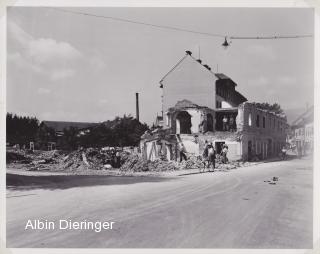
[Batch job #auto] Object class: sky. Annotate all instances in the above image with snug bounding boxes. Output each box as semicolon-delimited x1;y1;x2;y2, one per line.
7;7;314;125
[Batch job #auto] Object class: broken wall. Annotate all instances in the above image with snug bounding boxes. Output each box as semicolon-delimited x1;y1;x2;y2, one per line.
168;107;215;135
237;102;287;160
178;132;242;161
196;133;242;161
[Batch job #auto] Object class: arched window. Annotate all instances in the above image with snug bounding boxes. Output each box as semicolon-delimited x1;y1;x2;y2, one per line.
176;111;192;134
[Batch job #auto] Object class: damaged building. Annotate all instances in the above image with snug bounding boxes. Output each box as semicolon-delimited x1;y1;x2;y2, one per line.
141;51;287;162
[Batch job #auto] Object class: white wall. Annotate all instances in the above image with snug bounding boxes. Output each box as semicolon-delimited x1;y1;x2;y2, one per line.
180;135;200;155
162;56;217;111
187;109;202;133
221;101;233;108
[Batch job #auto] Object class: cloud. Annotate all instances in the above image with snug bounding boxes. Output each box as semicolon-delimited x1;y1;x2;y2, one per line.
37;87;51;94
8;21;81;81
51;69;75;81
27;38;81;65
8;21;33;45
8;52;44;74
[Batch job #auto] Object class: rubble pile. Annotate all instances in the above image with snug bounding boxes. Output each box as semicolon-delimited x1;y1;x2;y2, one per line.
84;148;110;170
148;160;177;171
7;147;134;172
175;156;204;169
120;153;178;172
120;154;150;172
6;150;32;163
120;154;206;172
7;147;262;173
59;151;85;170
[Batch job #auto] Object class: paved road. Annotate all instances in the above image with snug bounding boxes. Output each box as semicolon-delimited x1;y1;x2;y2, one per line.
6;157;313;248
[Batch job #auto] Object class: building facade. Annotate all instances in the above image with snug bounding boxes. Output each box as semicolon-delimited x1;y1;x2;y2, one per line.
141;51;288;162
291;106;314;155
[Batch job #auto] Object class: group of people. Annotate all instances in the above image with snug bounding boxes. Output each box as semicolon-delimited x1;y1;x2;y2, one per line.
201;141;229;172
178;140;229;172
201;141;216;172
222;115;236;132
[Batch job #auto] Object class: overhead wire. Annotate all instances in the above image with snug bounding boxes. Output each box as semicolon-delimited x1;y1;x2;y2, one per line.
46;7;313;40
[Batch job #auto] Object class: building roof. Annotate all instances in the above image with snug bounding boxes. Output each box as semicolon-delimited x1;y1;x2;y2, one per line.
215;73;231;80
41;121;98;132
167;99;210;113
234;90;248;103
159;51;237;87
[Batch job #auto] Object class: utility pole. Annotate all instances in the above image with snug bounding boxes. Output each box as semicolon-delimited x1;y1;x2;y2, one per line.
136;92;140;122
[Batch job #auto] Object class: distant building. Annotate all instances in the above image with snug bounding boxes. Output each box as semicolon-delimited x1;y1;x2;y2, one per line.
141;51;288;161
291;106;314;155
41;121;98;137
39;121;98;149
154;115;164;128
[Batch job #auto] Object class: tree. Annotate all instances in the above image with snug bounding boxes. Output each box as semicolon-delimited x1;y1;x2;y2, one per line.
78;115;149;148
7;112;149;150
60;127;79;150
252;102;284;114
111;115;149;147
6;113;39;146
36;123;56;149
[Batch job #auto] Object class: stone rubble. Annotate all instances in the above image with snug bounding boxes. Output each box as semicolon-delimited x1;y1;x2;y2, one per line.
6;148;262;173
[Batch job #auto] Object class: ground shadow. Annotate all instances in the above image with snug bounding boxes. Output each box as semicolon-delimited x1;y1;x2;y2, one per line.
6;173;174;191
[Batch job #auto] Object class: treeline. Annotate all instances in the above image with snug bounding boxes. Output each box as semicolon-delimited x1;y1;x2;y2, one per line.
6;113;39;146
7;113;149;150
252;102;284;114
63;116;149;150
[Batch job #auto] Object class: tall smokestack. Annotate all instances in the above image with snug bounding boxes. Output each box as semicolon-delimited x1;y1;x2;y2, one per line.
136;92;140;122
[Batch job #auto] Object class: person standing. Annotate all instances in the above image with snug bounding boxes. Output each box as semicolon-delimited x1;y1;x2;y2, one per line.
223;115;228;131
229;116;235;131
178;142;187;162
221;145;229;164
202;140;209;172
115;150;121;168
208;143;216;171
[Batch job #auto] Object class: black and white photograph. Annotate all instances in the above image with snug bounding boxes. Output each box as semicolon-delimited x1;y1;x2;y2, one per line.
1;1;319;251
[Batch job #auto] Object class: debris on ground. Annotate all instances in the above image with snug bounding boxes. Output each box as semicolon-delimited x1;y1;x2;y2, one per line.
264;177;279;185
6;147;265;173
6;150;32;164
120;154;172;172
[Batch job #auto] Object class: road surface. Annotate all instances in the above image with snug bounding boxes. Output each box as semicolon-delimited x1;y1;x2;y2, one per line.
6;157;313;248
